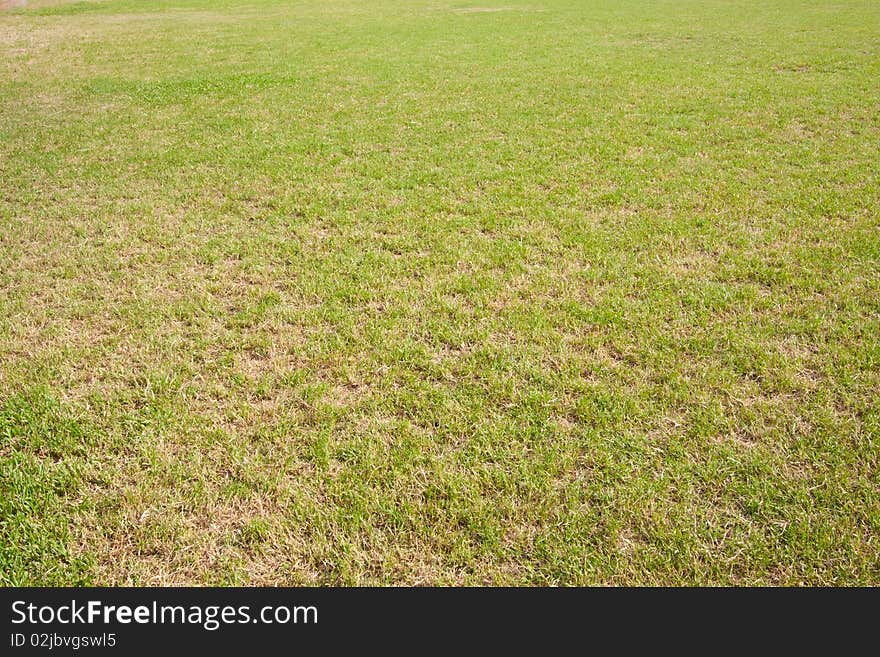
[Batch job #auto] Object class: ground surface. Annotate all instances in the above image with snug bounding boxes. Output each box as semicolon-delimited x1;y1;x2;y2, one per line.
1;0;878;585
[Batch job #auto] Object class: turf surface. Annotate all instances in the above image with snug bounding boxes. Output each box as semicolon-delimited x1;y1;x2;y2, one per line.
1;0;878;584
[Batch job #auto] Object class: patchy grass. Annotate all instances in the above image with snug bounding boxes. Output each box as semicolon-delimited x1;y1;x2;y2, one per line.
1;0;878;585
0;389;93;584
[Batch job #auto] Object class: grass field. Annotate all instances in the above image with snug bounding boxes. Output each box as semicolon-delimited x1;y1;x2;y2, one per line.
1;0;878;585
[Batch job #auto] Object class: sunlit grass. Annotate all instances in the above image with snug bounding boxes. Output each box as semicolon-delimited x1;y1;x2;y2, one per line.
1;0;878;585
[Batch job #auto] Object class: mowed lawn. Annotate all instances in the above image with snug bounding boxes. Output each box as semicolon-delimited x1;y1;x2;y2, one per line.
1;0;878;585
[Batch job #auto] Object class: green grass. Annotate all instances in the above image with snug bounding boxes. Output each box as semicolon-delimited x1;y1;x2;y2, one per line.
1;0;878;585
